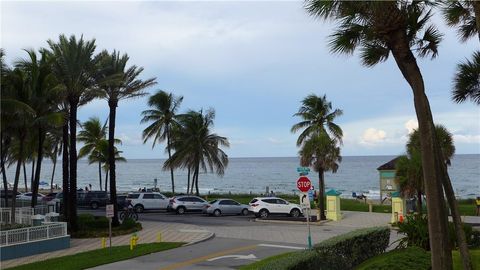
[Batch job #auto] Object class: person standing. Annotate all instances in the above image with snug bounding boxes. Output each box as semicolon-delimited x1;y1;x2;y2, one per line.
476;197;480;216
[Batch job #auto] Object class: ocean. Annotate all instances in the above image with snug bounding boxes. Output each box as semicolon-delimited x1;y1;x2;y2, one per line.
4;155;480;198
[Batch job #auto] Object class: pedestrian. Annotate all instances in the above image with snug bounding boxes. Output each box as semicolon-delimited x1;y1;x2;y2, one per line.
476;196;480;216
89;183;92;191
85;186;89;192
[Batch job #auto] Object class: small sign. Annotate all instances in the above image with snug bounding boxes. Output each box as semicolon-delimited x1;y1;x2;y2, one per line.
308;189;314;201
299;192;311;209
106;204;114;218
297;167;310;175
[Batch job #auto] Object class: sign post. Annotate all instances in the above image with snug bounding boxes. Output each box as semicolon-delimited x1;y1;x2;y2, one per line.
106;204;114;249
297;176;312;249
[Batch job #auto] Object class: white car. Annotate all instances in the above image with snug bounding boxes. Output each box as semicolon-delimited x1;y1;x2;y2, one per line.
127;192;168;213
249;197;303;219
16;192;45;201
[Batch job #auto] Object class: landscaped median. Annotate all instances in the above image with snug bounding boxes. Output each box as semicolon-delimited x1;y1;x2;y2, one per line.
240;226;391;270
4;242;184;270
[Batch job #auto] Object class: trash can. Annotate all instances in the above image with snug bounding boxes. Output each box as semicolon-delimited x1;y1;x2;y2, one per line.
32;214;45;226
45;212;60;222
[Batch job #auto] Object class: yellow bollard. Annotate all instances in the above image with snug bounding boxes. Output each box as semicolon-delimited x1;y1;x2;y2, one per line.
101;237;106;248
129;237;133;250
157;232;162;242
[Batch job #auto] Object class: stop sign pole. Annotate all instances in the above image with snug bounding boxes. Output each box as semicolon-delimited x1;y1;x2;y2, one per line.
297;176;312;249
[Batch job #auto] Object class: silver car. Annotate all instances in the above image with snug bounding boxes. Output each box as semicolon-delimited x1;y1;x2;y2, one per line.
204;199;250;217
167;195;208;214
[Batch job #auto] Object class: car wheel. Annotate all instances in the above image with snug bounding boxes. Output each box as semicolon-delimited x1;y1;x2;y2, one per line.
290;208;301;218
259;209;269;219
213;209;221;217
241;208;249;216
90;202;99;210
177;206;186;215
134;204;144;213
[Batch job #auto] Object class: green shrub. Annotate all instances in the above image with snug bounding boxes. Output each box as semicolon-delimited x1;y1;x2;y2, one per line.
470;231;480;248
314;226;391;269
356;247;431;270
253;251;321;270
395;214;477;250
78;214;95;231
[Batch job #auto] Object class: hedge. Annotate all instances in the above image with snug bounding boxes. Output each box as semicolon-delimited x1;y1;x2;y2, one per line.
245;226;391;270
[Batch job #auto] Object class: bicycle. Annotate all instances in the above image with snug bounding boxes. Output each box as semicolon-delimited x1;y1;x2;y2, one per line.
119;207;138;221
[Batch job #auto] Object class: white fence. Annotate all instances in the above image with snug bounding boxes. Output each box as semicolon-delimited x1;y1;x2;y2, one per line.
0;222;68;247
0;207;47;225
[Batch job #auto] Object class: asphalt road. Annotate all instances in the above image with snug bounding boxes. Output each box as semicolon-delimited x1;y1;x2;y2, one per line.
89;236;305;270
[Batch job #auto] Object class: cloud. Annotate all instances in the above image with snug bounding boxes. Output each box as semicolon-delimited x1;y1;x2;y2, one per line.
453;134;480;144
267;137;284;144
404;119;418;134
360;128;387;145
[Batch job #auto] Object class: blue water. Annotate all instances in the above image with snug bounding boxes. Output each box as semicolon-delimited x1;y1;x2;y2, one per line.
4;155;480;198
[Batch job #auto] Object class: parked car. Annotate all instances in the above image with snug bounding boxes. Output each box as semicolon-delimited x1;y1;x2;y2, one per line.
167;195;208;214
16;192;45;201
117;194;127;209
77;191;109;209
204;199;250;217
127;192;168;213
249;197;303;219
44;192;58;202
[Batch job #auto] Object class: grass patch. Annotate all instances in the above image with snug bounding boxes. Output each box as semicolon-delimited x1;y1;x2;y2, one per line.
5;242;184;270
239;252;294;270
72;214;142;238
356;248;480;270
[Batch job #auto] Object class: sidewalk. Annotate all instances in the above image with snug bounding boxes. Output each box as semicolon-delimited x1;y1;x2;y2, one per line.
1;221;213;269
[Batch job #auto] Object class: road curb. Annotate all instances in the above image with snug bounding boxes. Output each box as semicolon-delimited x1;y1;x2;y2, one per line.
254;218;330;226
182;232;216;246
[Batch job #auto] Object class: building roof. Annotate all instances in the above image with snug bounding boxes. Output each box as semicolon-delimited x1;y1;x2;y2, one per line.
377;157;400;170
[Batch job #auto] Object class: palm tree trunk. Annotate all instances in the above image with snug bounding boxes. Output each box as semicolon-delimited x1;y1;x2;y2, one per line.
441;162;472;270
166;126;175;195
389;29;452;269
108;101;119;226
11;136;25;223
32;129;45;208
187;167;190;195
416;190;422;214
30;158;35;192
62;121;69;221
69;101;79;231
23;161;28;192
318;170;326;220
1;133;10;207
98;161;102;191
105;169;108;191
195;164;200;196
50;147;57;193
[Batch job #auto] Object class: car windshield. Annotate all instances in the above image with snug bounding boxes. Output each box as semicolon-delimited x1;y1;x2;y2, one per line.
209;200;218;204
249;199;258;204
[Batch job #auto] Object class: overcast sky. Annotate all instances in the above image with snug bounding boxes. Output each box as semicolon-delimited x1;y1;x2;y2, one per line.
2;1;479;158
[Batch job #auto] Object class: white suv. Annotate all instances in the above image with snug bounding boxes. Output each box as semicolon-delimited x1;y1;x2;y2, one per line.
127;192;168;213
249;197;303;219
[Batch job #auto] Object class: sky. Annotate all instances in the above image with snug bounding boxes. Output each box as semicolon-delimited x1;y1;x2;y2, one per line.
1;1;479;159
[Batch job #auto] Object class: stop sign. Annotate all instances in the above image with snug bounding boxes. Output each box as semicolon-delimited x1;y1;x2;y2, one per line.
297;176;311;192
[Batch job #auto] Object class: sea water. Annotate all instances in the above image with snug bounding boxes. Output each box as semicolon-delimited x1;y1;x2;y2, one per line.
4;155;479;198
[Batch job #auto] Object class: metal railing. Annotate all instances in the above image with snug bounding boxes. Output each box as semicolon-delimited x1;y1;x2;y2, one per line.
0;222;67;247
0;208;11;224
14;207;33;225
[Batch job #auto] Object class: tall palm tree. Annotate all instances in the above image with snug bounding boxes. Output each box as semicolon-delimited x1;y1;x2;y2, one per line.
299;133;341;220
165;109;229;196
290;94;343;146
141;90;183;194
78;117;107;191
442;1;480;105
45;129;62;193
47;34;97;231
16;49;64;207
87;139;126;191
1;49;12;205
291;94;343;218
95;50;155;226
303;2;466;268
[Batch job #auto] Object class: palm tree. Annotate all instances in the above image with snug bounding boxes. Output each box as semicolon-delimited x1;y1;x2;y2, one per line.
290;94;343;146
442;1;480;105
47;34;97;231
299;133;341;220
1;49;12;205
395;150;423;213
15;49;64;207
95;50;155;226
303;2;463;267
141;90;183;194
291;94;343;218
78;117;107;191
165;109;229;196
87;139;126;191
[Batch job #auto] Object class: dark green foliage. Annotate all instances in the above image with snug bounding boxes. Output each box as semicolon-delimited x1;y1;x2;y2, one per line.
314;226;391;269
395;214;430;250
395;214;478;250
120;218;137;229
74;214;141;238
78;213;108;230
356;247;431;270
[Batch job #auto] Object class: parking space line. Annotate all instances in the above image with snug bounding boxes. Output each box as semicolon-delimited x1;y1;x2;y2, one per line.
258;244;305;250
159;244;258;270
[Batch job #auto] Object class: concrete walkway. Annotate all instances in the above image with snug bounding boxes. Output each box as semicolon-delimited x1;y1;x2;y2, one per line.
1;221;213;269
